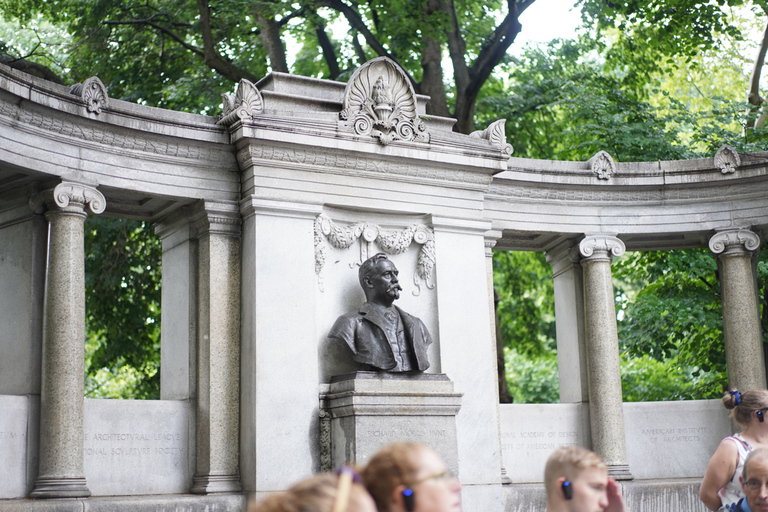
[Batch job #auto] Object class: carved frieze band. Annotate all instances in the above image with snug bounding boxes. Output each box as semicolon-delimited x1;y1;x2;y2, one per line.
0;98;222;162
339;57;429;146
240;145;491;187
29;182;106;215
314;213;436;294
470;120;513;157
579;235;625;260
588;151;616;180
708;229;760;255
714;145;740;174
69;76;109;114
218;79;264;127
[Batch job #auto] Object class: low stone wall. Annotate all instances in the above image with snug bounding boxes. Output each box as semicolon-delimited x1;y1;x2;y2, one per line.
499;400;730;483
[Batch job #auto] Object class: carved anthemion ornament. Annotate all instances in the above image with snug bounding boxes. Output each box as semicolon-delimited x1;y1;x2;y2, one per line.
314;213;435;294
588;150;616;180
470;119;513;157
218;79;264;126
709;229;760;255
714;145;741;174
339;57;429;145
69;77;109;114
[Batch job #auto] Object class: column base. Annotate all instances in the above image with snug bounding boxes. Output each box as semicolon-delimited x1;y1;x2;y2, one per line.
30;477;91;498
608;464;634;481
191;474;242;494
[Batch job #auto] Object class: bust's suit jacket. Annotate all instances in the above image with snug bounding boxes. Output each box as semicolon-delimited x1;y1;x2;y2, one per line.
328;303;432;371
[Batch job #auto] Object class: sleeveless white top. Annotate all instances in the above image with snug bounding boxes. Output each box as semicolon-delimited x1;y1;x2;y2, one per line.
718;433;752;512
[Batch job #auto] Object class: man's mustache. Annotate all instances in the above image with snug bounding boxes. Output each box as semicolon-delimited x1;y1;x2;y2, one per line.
388;284;402;292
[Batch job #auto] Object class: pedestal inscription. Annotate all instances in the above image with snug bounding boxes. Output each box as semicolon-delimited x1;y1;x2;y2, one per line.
0;395;29;499
498;403;590;483
84;399;193;495
623;399;731;479
325;372;461;474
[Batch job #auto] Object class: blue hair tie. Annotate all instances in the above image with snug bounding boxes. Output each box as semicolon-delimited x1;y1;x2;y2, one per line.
729;390;742;405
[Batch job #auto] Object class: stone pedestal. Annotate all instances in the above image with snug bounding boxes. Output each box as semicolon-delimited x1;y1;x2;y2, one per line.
579;235;632;480
709;229;766;392
31;182;105;498
324;372;462;472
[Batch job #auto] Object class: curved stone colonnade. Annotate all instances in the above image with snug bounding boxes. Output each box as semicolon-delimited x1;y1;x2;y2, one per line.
0;56;764;512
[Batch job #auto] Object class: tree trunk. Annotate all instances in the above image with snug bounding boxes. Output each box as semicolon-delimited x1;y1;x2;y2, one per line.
253;1;289;73
419;36;451;117
747;19;768;130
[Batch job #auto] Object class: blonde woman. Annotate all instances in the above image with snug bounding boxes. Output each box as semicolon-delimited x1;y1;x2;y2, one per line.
700;389;768;511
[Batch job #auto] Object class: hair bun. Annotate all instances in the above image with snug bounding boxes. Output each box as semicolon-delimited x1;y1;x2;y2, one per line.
723;390;741;410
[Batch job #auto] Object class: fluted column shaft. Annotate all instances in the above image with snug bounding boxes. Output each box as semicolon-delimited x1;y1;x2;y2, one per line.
709;229;766;392
579;234;632;480
31;183;105;498
191;201;242;494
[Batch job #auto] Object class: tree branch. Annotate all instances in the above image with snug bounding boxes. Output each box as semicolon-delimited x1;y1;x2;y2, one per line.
746;19;768;129
103;19;205;58
195;0;260;82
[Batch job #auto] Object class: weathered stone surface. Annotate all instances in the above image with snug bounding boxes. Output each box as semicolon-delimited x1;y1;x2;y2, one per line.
0;395;31;499
326;373;461;474
623;400;730;480
498;403;590;483
83;398;193;496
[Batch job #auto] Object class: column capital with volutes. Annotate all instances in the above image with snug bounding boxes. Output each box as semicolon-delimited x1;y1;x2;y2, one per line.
30;182;106;217
578;234;625;261
708;229;760;256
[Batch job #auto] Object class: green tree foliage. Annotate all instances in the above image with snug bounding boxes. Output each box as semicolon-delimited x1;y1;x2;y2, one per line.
84;216;162;399
0;0;539;131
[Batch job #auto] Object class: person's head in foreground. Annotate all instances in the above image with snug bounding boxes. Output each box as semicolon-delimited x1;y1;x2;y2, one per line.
249;469;376;512
362;443;461;512
544;446;625;512
739;448;768;512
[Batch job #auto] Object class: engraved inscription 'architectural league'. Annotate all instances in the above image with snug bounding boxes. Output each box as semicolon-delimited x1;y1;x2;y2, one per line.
339;57;429;146
314;213;435;294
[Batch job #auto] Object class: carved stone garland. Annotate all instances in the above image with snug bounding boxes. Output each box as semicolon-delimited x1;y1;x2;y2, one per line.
69;77;109;114
588;150;616;180
218;79;264;126
714;145;741;174
470;119;513;157
339;57;429;146
314;213;435;294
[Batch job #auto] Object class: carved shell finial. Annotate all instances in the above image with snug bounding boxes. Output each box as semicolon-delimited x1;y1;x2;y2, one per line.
470;119;513;157
588;150;616;180
69;76;109;114
714;145;740;174
218;79;264;126
339;57;429;146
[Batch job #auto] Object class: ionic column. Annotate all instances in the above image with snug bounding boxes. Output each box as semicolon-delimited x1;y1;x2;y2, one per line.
709;229;766;392
579;234;632;480
191;201;242;494
484;231;511;485
31;182;105;498
546;241;589;404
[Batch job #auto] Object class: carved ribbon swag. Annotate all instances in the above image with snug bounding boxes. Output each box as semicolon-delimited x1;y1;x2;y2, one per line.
314;214;436;295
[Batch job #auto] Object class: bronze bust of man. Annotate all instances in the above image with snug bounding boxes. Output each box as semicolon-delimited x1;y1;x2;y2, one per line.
329;253;432;372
